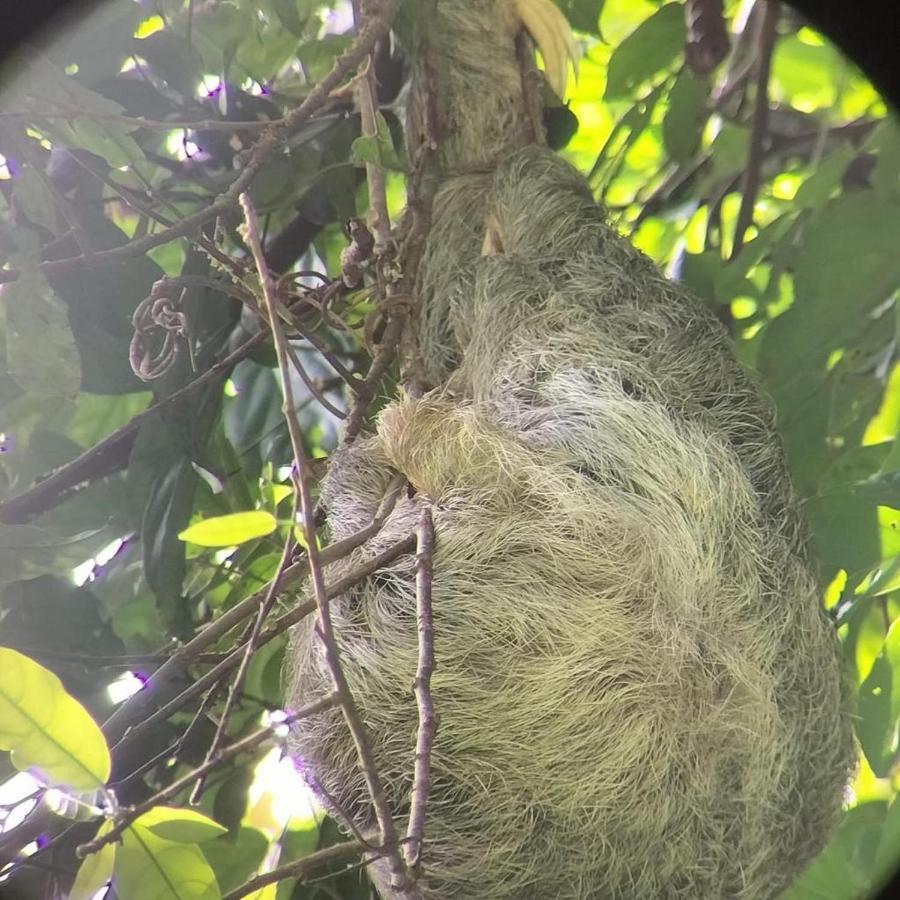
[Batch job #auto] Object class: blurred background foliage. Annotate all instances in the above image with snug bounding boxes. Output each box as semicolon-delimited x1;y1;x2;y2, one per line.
0;0;898;897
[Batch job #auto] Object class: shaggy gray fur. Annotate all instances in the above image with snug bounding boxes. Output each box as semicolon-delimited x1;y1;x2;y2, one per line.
285;3;854;897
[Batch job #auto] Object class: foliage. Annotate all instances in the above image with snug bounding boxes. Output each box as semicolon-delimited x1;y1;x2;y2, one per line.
0;0;897;898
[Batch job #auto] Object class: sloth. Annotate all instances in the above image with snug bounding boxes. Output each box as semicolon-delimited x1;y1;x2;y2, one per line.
285;2;854;897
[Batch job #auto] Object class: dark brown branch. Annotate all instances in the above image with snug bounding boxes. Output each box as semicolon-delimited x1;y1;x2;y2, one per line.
730;0;779;259
685;0;731;75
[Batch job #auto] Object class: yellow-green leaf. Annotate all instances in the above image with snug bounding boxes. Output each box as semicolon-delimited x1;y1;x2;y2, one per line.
71;822;116;900
178;511;277;547
115;820;221;900
135;806;228;844
0;647;111;790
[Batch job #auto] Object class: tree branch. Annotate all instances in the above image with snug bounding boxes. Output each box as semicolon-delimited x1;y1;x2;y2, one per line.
223;840;365;900
0;329;268;525
77;694;339;858
731;0;779;259
0;0;399;285
188;490;302;803
240;187;416;896
405;507;436;870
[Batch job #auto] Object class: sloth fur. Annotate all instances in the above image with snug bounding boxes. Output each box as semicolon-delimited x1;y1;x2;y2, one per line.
285;3;854;898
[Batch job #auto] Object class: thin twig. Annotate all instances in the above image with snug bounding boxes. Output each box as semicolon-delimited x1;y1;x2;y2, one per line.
283;339;348;419
16;648;224;667
188;490;301;803
292;324;363;393
102;541;298;744
730;0;779;259
104;490;408;752
353;2;392;253
0;109;289;131
241;189;416;894
344;313;406;441
111;534;416;756
0;1;399;286
340;0;413;439
223;840;365;900
0;329;268;525
405;507;436;870
77;694;338;858
70;150;242;278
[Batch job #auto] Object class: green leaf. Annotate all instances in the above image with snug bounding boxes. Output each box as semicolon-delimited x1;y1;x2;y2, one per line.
805;197;900;304
350;112;406;172
760;193;900;421
589;82;665;186
869;119;900;198
13;164;60;233
558;0;604;35
604;3;686;100
770;32;842;109
793;144;855;209
679;250;722;306
272;0;307;36
136;807;228;844
143;457;197;603
202;825;269;893
244;634;287;706
71;822;116;900
212;769;253;832
179;510;277;547
781;804;879;899
855;556;900;600
192;2;254;69
702;121;749;185
115;820;221;900
69;116;146;168
857;649;893;777
0;647;111;790
2;263;82;398
111;594;166;646
296;34;352;82
873;798;900;893
42;202;164;394
714;214;798;303
662;70;709;163
885;618;900;735
42;1;141;85
804;492;882;577
0;523;101;588
22;56;127;119
133;31;205;98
